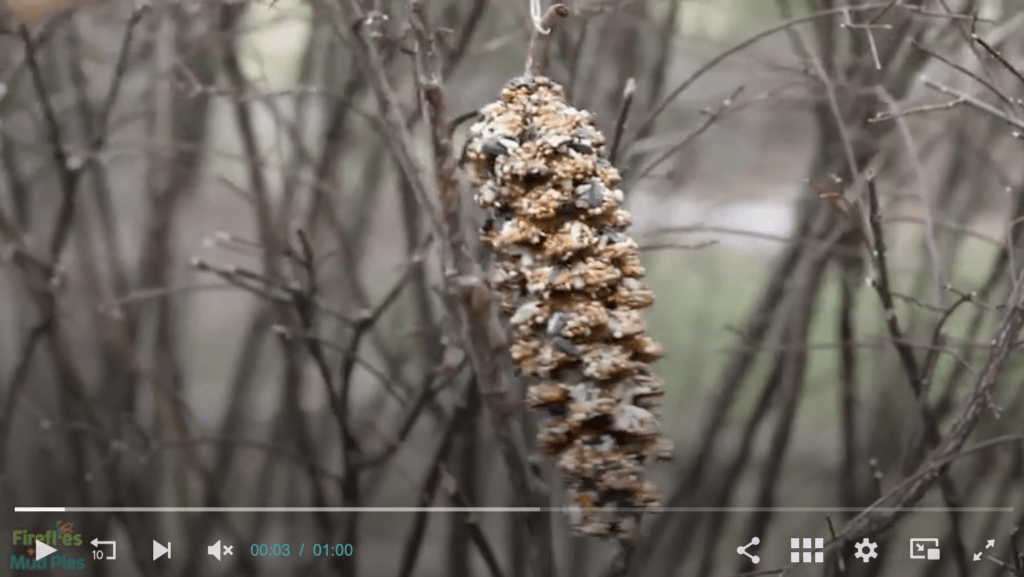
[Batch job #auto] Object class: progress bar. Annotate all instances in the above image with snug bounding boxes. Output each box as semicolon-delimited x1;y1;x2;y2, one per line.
15;507;1014;513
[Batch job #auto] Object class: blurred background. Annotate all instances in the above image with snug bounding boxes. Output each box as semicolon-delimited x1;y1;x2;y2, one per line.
1;0;1023;575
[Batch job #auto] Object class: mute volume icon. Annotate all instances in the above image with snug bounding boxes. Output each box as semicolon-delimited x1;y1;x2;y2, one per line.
208;540;233;561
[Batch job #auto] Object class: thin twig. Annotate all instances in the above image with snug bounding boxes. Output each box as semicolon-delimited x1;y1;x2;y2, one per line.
868;98;965;122
910;39;1017;109
876;87;945;306
18;24;82;262
834;272;1024;549
395;378;474;577
922;77;1024;131
608;77;634;165
971;33;1024;91
865;176;926;397
631;85;745;184
631;2;894;145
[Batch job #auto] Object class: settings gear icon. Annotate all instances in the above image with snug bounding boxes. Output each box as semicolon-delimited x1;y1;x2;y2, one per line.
854;538;878;562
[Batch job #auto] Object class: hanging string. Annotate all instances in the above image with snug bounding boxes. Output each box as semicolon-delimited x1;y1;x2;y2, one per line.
531;0;551;34
525;0;568;75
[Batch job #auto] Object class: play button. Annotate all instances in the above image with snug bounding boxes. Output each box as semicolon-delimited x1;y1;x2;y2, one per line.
35;541;57;561
153;541;171;560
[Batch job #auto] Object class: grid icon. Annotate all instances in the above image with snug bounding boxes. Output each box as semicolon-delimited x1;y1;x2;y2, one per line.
790;538;824;563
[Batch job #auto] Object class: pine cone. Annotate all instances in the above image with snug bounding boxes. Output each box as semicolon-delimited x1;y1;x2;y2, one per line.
464;75;672;539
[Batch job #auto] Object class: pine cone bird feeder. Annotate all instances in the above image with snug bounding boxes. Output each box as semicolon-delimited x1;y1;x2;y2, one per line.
464;74;672;540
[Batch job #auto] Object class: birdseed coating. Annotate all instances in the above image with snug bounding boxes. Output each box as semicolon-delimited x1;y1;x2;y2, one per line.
464;75;672;539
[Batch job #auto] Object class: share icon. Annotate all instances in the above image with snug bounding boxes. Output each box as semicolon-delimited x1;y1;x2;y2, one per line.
738;537;760;564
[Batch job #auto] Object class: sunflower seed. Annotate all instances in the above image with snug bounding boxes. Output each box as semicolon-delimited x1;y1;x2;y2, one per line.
602;228;625;244
546;312;567;336
481;137;508;156
573;127;598;140
552;336;581;357
587;180;605;207
568;141;594;154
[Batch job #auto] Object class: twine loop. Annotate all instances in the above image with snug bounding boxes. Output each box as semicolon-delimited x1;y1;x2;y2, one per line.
530;0;551;34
